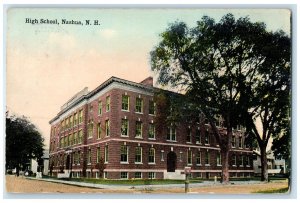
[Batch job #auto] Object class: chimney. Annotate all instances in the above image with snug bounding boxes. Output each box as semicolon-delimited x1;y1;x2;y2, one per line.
140;76;153;86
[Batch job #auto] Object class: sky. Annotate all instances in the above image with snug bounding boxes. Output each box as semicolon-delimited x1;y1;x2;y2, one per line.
6;8;291;148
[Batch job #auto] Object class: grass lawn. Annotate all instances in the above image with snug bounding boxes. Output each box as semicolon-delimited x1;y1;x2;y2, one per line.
253;187;289;194
68;178;203;185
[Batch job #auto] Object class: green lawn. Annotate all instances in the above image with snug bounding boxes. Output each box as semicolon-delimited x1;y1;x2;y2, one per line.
253;187;289;194
68;178;202;185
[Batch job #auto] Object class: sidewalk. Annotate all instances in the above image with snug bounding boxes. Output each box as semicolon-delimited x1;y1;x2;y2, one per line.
26;177;263;190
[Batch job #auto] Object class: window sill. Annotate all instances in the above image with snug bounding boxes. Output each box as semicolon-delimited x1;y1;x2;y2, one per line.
149;114;155;116
121;135;129;138
167;140;177;142
217;164;222;166
148;163;156;165
204;144;210;146
196;164;202;166
205;164;210;166
232;165;237;167
148;138;156;140
135;112;143;114
187;164;193;166
88;137;93;139
104;162;108;164
87;163;91;165
135;137;143;139
120;162;129;164
121;109;130;112
246;165;250;167
135;162;143;165
196;142;201;145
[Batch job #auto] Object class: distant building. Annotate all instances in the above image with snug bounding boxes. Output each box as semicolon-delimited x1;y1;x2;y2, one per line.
253;149;286;175
31;150;49;175
48;76;253;179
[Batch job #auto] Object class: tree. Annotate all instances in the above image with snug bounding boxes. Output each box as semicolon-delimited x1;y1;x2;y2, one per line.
6;113;45;176
241;30;291;181
150;13;290;183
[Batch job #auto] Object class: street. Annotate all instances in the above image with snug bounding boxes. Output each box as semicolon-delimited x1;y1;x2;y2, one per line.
5;175;289;194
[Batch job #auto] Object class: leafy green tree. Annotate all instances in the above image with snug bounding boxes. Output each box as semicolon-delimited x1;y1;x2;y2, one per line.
241;30;291;181
6;113;44;176
150;13;290;183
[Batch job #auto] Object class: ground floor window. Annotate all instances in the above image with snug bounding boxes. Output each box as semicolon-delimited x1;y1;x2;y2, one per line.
148;172;156;179
134;172;142;179
95;172;99;179
104;172;108;179
120;172;128;179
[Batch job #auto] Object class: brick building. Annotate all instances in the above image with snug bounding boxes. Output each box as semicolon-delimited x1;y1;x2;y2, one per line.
48;76;253;179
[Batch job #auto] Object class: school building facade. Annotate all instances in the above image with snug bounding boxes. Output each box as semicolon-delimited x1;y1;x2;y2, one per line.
48;76;254;179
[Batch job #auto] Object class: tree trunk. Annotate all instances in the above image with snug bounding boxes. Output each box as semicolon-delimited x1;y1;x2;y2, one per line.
260;144;268;182
220;147;230;184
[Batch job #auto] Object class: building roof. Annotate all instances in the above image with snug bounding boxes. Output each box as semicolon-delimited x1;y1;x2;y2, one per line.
49;76;155;124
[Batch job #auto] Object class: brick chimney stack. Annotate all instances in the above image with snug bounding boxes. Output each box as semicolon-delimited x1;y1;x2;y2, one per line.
140;76;153;86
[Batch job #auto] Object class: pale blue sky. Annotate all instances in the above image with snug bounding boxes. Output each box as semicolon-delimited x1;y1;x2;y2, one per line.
6;8;291;147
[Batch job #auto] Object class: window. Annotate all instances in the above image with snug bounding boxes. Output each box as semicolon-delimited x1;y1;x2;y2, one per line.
186;128;192;143
245;156;250;166
64;136;68;147
73;132;77;145
239;155;244;166
187;150;192;165
88;149;91;164
88;119;94;138
196;129;201;143
205;151;210;165
97;123;101;139
121;119;129;136
134;172;142;179
96;147;101;163
149;100;155;115
149;148;155;163
66;118;69;129
70;115;73;127
217;152;221;166
69;133;73;145
196;151;201;165
122;95;129;111
120;172;128;179
239;136;243;148
148;172;155;179
232;136;236;148
104;172;108;179
78;130;82;144
148;123;155;139
120;145;128;163
105;120;110;136
135;98;143;113
74;151;78;165
78;151;81;165
106;96;110;112
205;130;210;145
73;113;77;126
232;155;237;166
79;110;83;123
98;101;102;115
167;127;176;141
105;145;109;163
135;147;142;163
161;150;164;161
135;121;142;138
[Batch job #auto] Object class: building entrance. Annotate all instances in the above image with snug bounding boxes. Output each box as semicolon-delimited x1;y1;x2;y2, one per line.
167;151;177;172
